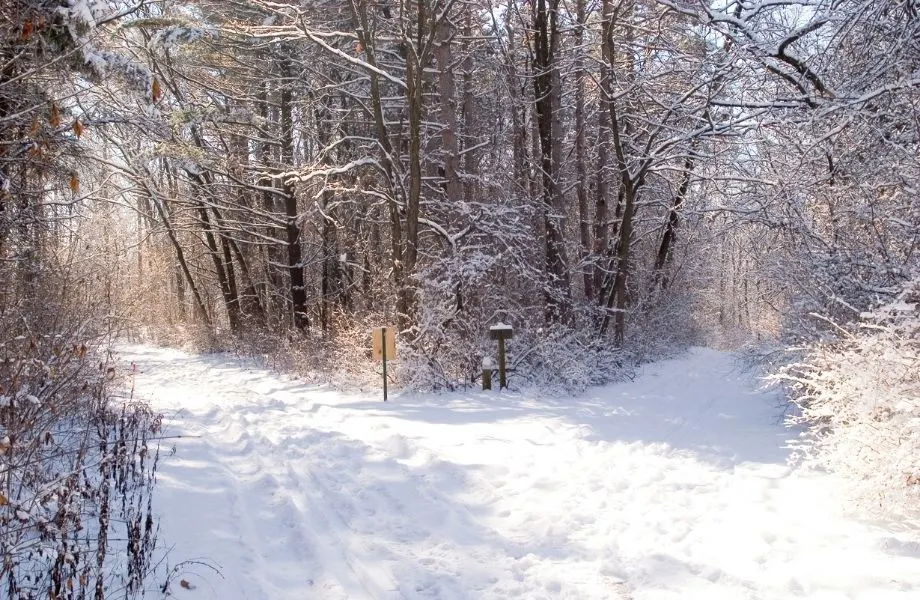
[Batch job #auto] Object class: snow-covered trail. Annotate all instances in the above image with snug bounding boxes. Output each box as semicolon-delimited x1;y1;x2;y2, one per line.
122;345;920;599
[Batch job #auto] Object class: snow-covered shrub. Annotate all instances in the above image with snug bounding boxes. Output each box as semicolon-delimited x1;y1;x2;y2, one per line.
399;278;633;393
505;323;633;393
776;276;920;515
627;286;701;359
0;310;162;598
263;313;384;391
386;210;634;393
398;324;631;394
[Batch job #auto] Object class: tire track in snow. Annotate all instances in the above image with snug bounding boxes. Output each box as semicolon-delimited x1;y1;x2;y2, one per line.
159;401;331;599
245;423;404;600
127;347;399;599
198;405;404;599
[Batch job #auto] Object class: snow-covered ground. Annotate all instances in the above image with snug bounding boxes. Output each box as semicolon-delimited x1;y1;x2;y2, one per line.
121;345;920;600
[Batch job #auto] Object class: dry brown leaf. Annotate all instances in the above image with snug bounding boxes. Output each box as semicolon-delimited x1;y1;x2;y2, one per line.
69;172;80;195
73;119;85;138
50;103;61;127
179;579;195;590
152;78;162;102
0;494;8;506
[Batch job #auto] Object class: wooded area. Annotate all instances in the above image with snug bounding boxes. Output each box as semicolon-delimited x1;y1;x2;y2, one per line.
3;0;918;383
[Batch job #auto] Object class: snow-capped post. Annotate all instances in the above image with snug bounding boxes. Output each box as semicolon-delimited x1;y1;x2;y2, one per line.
489;323;513;389
482;356;495;390
372;326;396;401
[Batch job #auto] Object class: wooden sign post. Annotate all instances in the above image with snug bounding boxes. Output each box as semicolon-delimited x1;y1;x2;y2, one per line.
489;323;513;390
481;356;495;391
372;326;397;401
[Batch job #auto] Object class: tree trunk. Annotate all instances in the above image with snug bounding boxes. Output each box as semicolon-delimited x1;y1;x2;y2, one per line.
461;9;477;203
504;13;528;194
652;149;697;291
533;0;571;323
599;0;640;345
397;2;426;330
149;173;211;326
258;76;284;326
351;1;408;328
192;189;240;332
436;20;461;203
314;93;347;334
575;0;592;301
209;202;266;326
228;100;267;326
280;55;309;330
594;0;616;302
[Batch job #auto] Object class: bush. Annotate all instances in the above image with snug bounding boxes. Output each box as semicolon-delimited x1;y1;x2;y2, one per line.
775;275;920;515
399;316;633;394
1;309;161;598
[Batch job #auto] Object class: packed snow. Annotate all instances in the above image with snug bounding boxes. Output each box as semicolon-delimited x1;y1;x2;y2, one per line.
120;345;920;599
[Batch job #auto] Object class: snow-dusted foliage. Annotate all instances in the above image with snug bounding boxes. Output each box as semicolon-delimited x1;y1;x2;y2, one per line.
148;23;216;52
52;0;157;93
696;0;920;339
401;313;631;394
0;314;162;598
9;0;917;398
0;3;165;596
777;275;920;515
390;199;631;393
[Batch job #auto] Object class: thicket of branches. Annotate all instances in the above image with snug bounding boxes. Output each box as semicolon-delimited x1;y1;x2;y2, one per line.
1;1;162;597
777;274;920;515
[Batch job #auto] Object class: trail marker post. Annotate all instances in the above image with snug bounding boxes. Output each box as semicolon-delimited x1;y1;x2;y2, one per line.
489;323;513;390
481;356;495;390
372;326;396;401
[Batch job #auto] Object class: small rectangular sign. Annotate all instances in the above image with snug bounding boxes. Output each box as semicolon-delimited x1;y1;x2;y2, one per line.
372;326;397;361
489;323;514;340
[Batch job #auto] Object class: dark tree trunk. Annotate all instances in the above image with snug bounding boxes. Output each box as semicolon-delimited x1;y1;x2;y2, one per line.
257;76;285;325
652;150;697;291
280;55;309;330
436;20;461;203
575;0;592;301
150;173;211;326
192;190;240;332
533;0;572;323
461;9;477;203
